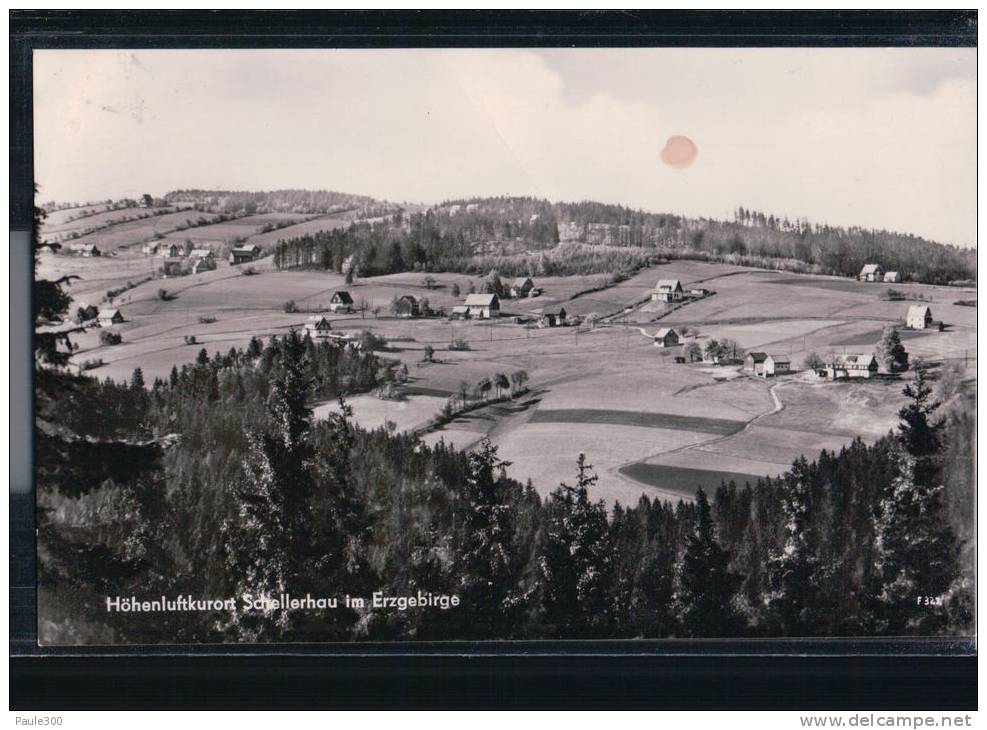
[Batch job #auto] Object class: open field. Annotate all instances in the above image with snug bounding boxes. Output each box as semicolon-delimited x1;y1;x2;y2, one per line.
56;209;225;252
40;241;976;506
162;213;314;247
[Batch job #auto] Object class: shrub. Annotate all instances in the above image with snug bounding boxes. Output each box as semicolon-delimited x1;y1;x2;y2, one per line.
198;316;217;324
79;358;104;371
449;338;471;351
283;300;298;313
99;330;122;346
184;335;197;345
157;288;175;301
241;266;258;276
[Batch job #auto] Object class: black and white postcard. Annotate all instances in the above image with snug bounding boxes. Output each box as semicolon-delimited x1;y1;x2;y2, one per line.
31;46;976;646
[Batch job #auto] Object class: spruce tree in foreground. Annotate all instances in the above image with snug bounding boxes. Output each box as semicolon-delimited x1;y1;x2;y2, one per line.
871;367;968;634
537;453;612;637
766;457;824;635
455;439;525;638
224;329;318;640
675;489;744;637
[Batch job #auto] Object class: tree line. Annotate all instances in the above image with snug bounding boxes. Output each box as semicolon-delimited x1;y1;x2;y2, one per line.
269;196;975;285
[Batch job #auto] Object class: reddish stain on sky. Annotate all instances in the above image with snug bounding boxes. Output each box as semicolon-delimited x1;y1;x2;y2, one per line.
660;135;698;169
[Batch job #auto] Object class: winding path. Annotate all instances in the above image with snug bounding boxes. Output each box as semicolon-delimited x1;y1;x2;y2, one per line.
609;377;787;501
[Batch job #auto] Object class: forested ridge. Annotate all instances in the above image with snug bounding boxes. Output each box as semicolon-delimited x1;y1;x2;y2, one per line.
270;195;975;284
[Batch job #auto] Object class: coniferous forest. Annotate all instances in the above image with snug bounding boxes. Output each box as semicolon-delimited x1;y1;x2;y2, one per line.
34;202;974;645
269;197;976;285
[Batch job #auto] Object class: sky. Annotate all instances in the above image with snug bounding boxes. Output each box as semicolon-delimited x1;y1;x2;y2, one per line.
34;48;976;247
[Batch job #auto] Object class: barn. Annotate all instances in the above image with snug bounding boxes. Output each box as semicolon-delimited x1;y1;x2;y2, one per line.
884;271;902;283
229;244;261;265
653;328;680;348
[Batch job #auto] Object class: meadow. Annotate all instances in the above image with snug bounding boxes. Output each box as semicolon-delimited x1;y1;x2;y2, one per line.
42;223;977;506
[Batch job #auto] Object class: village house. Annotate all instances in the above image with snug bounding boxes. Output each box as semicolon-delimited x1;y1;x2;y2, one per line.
394;295;422;318
329;291;355;313
826;353;879;379
97;309;124;327
142;241;161;256
859;264;884;282
884;271;902;283
652;279;684;303
766;355;792;377
510;277;535;298
69;243;101;257
653;328;680;348
539;308;567;328
304;314;333;339
188;248;214;261
229;244;261;265
463;293;500;319
906;304;933;330
744;351;769;375
744;351;791;376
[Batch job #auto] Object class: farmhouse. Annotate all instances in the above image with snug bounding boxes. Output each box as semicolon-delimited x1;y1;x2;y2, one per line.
749;353;793;377
859;264;884;282
463;293;500;319
744;352;769;375
69;243;101;257
188;248;214;261
539;308;567;328
394;295;422;318
884;271;902;283
510;277;535;298
329;291;355;313
98;309;124;327
229;244;261;265
766;355;791;376
652;279;684;303
906;304;933;330
142;242;161;256
304;314;333;339
826;353;878;379
653;328;680;348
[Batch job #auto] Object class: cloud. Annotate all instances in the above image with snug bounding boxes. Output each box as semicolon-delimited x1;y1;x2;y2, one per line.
33;48;975;247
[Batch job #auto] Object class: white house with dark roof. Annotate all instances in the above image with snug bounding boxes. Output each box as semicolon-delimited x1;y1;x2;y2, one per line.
98;309;124;327
859;264;884;282
463;293;500;319
883;271;902;283
304;314;333;339
329;290;355;313
826;353;878;379
652;279;684;302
